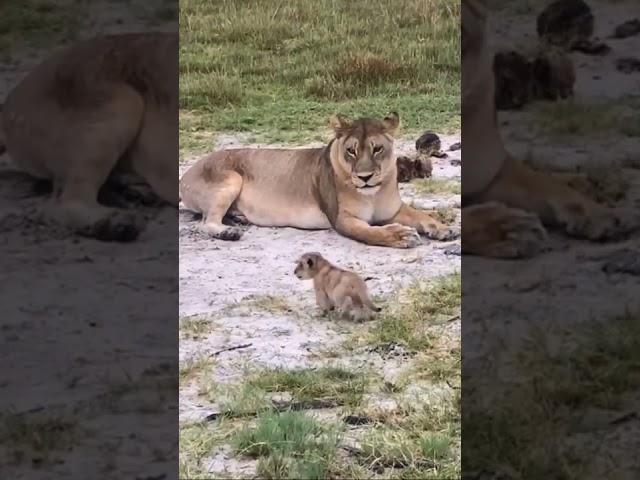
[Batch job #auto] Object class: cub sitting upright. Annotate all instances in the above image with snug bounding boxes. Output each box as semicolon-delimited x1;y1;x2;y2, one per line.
294;252;380;322
179;113;459;248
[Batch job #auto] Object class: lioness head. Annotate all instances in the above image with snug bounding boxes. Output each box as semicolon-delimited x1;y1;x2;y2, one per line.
329;112;400;195
294;252;323;279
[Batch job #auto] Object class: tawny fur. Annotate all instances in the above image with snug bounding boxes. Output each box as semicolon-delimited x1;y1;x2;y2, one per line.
461;0;639;258
0;32;178;241
179;113;459;248
294;252;380;322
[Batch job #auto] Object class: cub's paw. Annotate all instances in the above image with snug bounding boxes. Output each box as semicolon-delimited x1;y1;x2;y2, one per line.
383;223;423;248
463;202;548;258
553;202;640;241
86;212;146;242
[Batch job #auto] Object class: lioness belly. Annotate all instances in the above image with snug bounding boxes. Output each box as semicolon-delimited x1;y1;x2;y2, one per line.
236;187;331;229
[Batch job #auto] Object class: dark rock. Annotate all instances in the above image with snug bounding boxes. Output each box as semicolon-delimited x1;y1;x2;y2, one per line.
616;57;640;74
611;18;640;39
415;131;441;155
396;155;432;183
602;249;640;276
449;142;461;151
493;50;532;110
343;415;371;425
444;244;462;256
537;0;594;48
571;39;611;55
532;49;575;100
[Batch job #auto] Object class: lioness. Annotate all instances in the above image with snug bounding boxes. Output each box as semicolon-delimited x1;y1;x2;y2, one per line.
0;32;178;241
461;0;638;258
180;113;459;248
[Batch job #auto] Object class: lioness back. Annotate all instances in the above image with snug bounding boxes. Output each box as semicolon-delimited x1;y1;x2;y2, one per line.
179;146;335;229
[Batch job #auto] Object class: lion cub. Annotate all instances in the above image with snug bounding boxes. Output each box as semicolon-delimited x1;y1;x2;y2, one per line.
294;252;380;321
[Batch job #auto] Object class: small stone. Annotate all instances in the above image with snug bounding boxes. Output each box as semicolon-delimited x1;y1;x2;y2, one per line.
537;0;594;48
493;50;532;110
616;57;640;74
611;18;640;39
571;39;611;55
415;131;441;156
602;249;640;276
449;142;461;151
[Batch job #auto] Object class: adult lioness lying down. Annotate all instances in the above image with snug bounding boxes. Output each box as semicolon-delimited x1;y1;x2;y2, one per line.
180;113;459;248
0;32;177;241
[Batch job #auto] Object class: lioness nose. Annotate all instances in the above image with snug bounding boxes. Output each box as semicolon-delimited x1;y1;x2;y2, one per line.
358;173;374;183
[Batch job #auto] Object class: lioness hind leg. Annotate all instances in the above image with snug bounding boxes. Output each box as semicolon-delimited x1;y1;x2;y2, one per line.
44;153;145;242
39;84;146;241
128;108;178;206
182;170;244;241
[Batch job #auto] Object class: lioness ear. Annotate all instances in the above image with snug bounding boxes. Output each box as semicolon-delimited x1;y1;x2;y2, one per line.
329;114;351;137
382;112;400;136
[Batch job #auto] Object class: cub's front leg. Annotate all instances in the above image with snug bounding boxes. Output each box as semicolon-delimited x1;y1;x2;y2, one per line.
315;287;333;315
334;213;422;248
388;203;460;241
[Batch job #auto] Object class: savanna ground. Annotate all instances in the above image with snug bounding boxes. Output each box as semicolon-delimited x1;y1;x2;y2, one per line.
464;1;640;478
0;1;178;478
179;1;462;478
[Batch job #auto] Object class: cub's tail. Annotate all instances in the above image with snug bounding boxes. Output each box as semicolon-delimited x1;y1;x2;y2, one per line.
363;296;382;313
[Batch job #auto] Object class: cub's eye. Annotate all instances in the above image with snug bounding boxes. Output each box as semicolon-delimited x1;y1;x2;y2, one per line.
346;147;356;157
373;145;384;155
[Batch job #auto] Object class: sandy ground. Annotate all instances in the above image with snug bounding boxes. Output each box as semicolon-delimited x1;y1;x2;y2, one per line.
465;1;640;477
0;2;178;479
178;135;462;423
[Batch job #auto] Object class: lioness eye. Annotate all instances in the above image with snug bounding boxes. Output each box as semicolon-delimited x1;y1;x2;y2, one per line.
373;145;384;155
346;147;356;156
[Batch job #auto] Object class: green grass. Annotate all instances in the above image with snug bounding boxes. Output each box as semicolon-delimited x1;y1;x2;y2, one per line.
179;355;215;385
180;420;237;479
179;314;215;339
351;389;461;478
210;366;369;416
532;99;640;137
463;312;640;478
0;410;79;465
180;0;460;153
0;1;78;54
412;178;461;195
370;273;461;351
233;411;342;480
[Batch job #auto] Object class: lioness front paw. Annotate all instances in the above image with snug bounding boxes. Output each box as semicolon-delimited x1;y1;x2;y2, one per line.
424;225;460;241
383;223;423;248
87;212;146;242
553;203;640;241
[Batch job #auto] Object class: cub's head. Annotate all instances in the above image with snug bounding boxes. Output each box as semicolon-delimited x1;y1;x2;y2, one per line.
294;252;324;280
329;112;400;195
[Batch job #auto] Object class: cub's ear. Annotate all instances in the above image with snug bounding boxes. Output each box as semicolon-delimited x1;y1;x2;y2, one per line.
382;112;400;136
329;114;351;137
